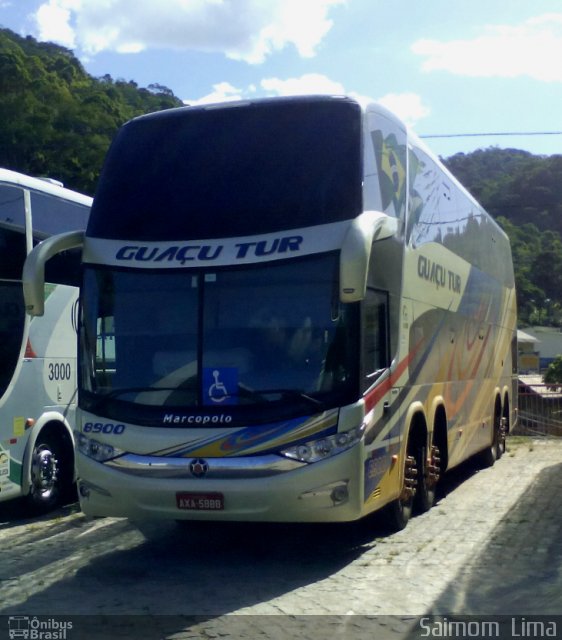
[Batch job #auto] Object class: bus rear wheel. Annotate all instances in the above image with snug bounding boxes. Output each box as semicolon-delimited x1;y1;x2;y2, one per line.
479;405;503;468
414;444;440;514
27;432;72;513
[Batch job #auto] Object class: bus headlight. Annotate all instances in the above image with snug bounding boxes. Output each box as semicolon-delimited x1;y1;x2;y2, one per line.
75;431;125;462
280;424;365;463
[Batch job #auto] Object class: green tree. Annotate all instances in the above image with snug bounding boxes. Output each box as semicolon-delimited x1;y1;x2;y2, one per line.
0;28;183;193
543;355;562;389
446;150;562;327
1;27;561;329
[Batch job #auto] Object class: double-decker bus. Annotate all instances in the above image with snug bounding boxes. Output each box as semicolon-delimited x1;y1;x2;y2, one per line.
23;97;517;529
0;168;91;511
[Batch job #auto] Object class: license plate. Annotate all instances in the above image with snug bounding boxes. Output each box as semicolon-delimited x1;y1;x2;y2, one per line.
176;492;224;511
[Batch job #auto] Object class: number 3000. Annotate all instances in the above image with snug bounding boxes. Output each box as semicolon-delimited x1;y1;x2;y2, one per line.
48;362;72;381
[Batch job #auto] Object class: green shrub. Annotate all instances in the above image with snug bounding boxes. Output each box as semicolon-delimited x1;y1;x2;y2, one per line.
543;355;562;389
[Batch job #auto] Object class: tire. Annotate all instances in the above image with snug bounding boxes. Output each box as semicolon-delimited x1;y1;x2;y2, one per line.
385;453;417;531
414;444;440;514
27;431;73;513
498;416;507;459
479;410;502;468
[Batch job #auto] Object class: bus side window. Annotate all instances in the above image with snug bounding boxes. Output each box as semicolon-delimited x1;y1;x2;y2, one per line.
0;281;25;397
30;190;90;236
362;288;389;390
0;185;26;279
0;186;26;398
31;191;89;287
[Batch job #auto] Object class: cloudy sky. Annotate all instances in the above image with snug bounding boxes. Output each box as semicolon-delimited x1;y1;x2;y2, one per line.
1;0;561;157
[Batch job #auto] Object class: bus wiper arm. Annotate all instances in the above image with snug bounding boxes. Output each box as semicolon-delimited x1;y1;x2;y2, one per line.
237;386;325;410
278;390;325;410
103;386;186;399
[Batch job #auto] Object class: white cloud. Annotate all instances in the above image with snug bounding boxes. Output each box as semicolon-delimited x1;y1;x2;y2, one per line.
32;0;345;63
34;0;77;48
184;81;246;106
183;73;346;106
260;73;345;96
377;92;431;127
259;77;430;126
185;74;431;127
412;13;562;82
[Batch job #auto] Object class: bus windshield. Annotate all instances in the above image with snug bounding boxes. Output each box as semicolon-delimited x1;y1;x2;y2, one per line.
80;254;358;423
88;98;362;241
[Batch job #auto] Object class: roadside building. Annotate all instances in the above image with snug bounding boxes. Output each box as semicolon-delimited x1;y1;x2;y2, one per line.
517;329;540;373
520;326;562;371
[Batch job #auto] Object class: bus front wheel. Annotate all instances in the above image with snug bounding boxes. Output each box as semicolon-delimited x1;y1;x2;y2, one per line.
27;431;72;513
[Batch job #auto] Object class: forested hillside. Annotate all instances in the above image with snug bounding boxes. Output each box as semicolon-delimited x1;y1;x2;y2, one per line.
0;28;183;193
444;150;562;326
0;28;560;326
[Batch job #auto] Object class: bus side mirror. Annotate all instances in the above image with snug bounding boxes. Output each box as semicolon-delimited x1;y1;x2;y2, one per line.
340;211;397;303
23;230;85;316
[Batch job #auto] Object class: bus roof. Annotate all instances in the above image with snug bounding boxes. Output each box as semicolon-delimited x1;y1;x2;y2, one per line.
0;168;93;207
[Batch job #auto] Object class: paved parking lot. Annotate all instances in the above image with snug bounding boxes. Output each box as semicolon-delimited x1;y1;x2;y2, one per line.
1;436;561;639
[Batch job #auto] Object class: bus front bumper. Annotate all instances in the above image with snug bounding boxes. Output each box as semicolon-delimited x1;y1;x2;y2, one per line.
76;446;365;523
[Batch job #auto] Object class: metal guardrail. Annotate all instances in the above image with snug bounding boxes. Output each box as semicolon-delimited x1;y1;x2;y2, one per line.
516;382;562;437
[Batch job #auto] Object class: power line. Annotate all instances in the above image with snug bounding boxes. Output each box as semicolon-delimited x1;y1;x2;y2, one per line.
420;131;562;139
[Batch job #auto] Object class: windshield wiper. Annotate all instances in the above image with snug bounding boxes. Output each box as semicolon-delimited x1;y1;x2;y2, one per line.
236;386;325;410
102;386;191;400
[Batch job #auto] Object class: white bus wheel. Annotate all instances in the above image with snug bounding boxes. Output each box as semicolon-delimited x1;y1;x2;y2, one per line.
27;433;70;513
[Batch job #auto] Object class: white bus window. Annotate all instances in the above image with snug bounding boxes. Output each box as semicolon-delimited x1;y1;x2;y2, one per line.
0;185;26;279
30;190;90;239
0;282;25;397
0;184;26;226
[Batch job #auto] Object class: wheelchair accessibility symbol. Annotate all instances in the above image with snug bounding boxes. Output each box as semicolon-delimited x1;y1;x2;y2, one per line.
203;367;238;405
209;370;228;402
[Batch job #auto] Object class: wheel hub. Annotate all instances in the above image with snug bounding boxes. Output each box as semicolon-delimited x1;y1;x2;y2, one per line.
31;448;58;495
400;455;418;501
426;445;441;488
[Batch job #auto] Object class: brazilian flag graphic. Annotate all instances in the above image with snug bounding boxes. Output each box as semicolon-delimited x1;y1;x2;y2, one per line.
371;129;407;219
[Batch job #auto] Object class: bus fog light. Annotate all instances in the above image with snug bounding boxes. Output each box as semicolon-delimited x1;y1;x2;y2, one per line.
331;485;349;504
299;480;349;504
78;478;111;497
280;423;365;463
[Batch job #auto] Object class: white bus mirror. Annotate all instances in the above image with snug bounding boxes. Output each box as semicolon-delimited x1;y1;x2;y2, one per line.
23;230;85;316
340;211;397;303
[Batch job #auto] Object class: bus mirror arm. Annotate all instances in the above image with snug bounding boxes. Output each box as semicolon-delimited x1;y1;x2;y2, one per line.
340;211;397;303
23;230;85;317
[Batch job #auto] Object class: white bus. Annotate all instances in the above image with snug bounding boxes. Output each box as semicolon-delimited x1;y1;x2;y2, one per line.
0;168;91;512
24;97;517;529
